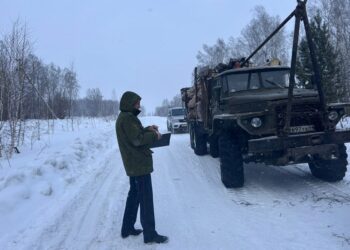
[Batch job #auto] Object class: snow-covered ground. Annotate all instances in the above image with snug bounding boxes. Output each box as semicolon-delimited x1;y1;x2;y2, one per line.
0;116;350;250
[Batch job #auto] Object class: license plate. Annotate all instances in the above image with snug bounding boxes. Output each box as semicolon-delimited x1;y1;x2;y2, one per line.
289;125;315;134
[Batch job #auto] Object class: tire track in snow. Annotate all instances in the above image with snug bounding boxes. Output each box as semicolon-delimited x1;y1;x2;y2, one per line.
156;134;333;249
153;134;257;250
293;165;350;194
24;148;127;250
165;134;350;249
167;135;285;208
54;152;119;250
170;134;350;210
272;165;350;207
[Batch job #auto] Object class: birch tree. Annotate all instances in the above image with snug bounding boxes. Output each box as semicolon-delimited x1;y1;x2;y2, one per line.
196;38;230;67
236;6;289;65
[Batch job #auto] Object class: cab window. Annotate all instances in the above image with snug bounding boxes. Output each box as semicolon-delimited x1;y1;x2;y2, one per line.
226;73;249;93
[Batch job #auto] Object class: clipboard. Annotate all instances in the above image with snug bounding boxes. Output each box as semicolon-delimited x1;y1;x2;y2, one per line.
150;133;171;148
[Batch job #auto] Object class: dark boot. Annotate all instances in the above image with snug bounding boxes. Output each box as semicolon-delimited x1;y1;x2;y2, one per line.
121;228;143;238
121;177;140;239
144;233;169;244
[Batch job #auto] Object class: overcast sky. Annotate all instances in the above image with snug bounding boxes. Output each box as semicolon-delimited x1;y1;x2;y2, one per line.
1;0;298;113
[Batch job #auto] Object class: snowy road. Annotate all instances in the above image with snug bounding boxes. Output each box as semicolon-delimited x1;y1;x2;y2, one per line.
1;117;350;250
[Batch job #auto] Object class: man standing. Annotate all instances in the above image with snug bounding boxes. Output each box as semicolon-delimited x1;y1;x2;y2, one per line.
116;91;169;244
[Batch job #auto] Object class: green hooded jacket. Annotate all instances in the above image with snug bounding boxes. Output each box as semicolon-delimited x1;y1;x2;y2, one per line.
116;91;158;176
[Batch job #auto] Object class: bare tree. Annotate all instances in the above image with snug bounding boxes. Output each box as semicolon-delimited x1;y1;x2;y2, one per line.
85;88;103;117
63;66;79;118
170;94;182;107
0;19;123;159
196;6;289;68
227;37;246;60
236;6;289;65
154;94;182;117
0;20;81;157
111;88;119;117
0;20;32;156
154;98;170;116
196;38;230;67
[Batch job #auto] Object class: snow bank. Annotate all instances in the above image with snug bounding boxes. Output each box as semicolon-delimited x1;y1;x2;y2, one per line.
0;118;118;238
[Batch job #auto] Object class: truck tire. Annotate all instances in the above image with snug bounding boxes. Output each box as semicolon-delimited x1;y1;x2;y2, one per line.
308;144;348;182
209;137;219;158
193;125;207;155
219;133;244;188
189;124;195;149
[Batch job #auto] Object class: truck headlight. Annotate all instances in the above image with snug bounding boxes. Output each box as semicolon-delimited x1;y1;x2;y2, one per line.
251;117;262;128
328;111;338;121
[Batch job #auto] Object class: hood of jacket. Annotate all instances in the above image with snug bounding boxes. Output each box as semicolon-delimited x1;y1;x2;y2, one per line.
119;91;141;113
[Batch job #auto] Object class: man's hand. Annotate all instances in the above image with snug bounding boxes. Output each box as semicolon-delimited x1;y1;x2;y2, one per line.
148;125;159;132
146;125;161;139
151;125;159;131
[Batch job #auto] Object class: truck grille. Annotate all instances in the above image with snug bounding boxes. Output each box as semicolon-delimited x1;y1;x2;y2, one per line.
275;103;324;133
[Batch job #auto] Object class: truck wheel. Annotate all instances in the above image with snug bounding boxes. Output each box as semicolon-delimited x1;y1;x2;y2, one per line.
189;124;195;149
219;133;244;188
193;125;207;155
308;144;348;182
209;137;219;158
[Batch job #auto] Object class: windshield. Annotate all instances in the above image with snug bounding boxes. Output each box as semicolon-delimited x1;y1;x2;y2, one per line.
171;108;185;116
226;69;291;93
261;70;290;88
